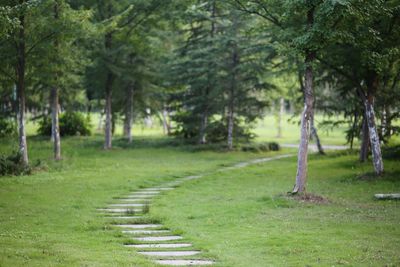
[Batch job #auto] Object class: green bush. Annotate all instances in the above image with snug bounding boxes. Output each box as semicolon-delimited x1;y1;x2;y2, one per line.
0;152;31;176
0;117;17;137
37;112;91;136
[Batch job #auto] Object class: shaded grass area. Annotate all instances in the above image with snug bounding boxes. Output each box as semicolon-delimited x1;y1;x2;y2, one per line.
0;136;288;266
152;153;400;267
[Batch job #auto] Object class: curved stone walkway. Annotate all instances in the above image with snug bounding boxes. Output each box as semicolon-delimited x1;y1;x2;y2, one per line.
98;154;293;266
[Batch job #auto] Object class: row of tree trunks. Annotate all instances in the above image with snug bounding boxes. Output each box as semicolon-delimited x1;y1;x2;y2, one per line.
16;5;28;166
161;106;171;136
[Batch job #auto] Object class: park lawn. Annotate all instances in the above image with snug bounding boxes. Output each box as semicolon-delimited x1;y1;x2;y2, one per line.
152;152;400;267
0;135;289;267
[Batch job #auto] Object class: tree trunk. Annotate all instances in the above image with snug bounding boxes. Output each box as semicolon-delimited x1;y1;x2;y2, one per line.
124;85;133;143
16;8;28;165
161;106;171;136
50;87;61;160
227;103;234;150
364;90;384;175
103;31;114;150
276;98;284;138
51;0;61;160
359;116;369;162
310;113;325;155
104;72;113;150
199;109;208;144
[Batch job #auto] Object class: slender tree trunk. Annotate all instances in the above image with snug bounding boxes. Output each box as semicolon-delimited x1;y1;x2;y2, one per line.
125;85;133;143
16;8;28;165
276;98;284;138
227;102;234;150
51;0;61;160
161;106;171;136
104;72;114;150
359;115;369;162
103;31;114;150
364;88;384;175
50;87;61;160
199;108;208;144
310;113;325;155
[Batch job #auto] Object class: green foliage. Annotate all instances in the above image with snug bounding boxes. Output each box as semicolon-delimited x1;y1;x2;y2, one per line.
241;142;280;152
0;117;16;137
0;151;31;176
37;112;91;136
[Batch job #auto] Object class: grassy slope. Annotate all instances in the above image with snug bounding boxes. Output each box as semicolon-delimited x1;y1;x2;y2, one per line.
152;153;400;266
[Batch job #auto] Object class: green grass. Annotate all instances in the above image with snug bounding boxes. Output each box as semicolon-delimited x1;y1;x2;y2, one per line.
152;153;400;266
0;114;399;266
0;135;289;266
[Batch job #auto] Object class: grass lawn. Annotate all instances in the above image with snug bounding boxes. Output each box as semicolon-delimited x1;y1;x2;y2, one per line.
0;115;399;266
152;153;400;266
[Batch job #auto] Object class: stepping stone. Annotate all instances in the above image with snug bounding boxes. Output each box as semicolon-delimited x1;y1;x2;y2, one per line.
130;191;159;195
135;191;160;194
118;199;150;202
97;208;141;213
155;260;214;266
115;224;162;229
138;251;201;257
125;243;192;249
134;236;183;242
122;230;170;235
126;194;154;198
106;216;142;219
143;188;174;191
183;175;203;180
108;203;146;207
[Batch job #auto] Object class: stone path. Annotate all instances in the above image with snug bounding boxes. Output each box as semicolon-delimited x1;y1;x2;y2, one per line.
98;154;294;266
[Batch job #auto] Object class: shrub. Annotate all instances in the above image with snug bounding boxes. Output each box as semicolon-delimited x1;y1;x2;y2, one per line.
241;142;280;153
0;152;31;176
37;112;91;136
0;117;16;138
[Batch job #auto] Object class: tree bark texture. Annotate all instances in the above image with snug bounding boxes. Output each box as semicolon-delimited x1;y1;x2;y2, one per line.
292;7;315;194
359;116;369;162
50;87;61;160
124;85;133;143
103;32;114;150
276;97;284;138
310;113;325;155
16;7;28;165
51;1;61;160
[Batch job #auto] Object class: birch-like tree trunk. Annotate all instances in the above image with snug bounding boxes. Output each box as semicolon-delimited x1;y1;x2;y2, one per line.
51;87;61;160
364;91;384;175
292;7;315;194
16;9;28;165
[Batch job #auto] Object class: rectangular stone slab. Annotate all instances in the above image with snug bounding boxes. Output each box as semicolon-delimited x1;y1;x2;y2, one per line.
118;199;151;202
125;243;192;248
105;216;142;219
130;191;159;195
108;203;146;207
134;236;182;242
138;251;200;257
97;208;141;213
155;260;214;266
143;188;174;191
125;195;154;198
122;230;170;234
115;224;162;229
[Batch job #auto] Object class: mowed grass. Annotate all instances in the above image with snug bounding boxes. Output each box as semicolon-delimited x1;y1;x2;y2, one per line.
152;153;400;267
0;114;399;266
0;135;288;266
